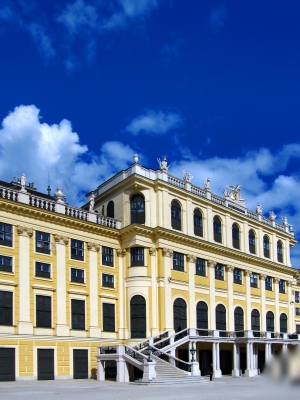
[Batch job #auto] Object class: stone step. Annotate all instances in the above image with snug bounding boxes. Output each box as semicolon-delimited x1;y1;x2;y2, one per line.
132;377;207;385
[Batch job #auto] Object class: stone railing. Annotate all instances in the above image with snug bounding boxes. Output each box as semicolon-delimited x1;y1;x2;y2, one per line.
0;187;18;201
168;175;185;189
191;185;206;198
211;194;225;206
65;205;88;220
29;194;55;211
96;215;119;228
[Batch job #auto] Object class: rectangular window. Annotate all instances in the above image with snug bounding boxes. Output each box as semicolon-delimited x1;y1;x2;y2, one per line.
0;255;13;273
0;223;12;247
35;262;51;279
0;290;13;325
102;273;114;288
296;324;300;333
215;264;224;281
103;303;115;332
234;268;242;284
131;248;144;266
296;308;300;317
71;299;85;330
71;268;84;283
36;295;51;328
295;291;300;303
279;279;285;294
173;252;184;272
102;246;114;267
71;239;84;261
250;273;258;288
265;276;272;291
36;231;50;254
196;258;206;277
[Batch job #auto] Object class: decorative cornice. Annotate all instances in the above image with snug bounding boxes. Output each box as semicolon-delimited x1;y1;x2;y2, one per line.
244;269;252;277
87;242;100;252
186;254;196;263
149;247;156;256
54;234;69;245
162;248;173;257
67;289;89;296
207;260;216;268
32;284;56;292
0;280;18;287
17;225;33;237
116;248;126;257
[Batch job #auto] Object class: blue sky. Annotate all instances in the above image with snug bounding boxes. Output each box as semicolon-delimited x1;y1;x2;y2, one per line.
0;0;300;267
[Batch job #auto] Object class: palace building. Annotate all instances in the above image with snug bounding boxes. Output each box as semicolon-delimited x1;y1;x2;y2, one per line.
0;155;299;382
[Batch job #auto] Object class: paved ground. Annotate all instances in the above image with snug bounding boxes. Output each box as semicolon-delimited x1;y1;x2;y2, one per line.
0;377;298;400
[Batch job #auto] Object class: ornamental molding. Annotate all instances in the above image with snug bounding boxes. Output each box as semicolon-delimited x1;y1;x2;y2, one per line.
226;265;234;273
186;254;196;263
207;260;216;268
0;280;18;287
149;247;156;256
116;248;126;258
54;234;69;245
67;289;89;296
31;284;56;292
260;274;267;281
244;269;252;277
87;242;100;252
162;248;173;257
17;225;33;237
274;277;280;284
287;280;293;287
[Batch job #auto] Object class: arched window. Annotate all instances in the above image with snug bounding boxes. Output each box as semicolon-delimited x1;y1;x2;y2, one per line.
213;216;222;243
216;304;226;336
277;241;283;263
131;194;145;224
280;313;287;333
251;309;260;337
266;311;274;332
130;295;146;338
171;200;181;231
194;209;203;237
263;235;270;258
232;223;240;249
234;307;244;336
196;301;208;331
107;201;114;218
173;298;187;332
249;230;256;254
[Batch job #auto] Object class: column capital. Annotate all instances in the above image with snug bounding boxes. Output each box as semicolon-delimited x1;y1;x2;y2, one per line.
274;277;280;284
149;247;156;256
116;248;126;258
87;242;100;252
186;254;196;263
287;280;293;287
17;225;33;237
207;260;216;268
244;269;252;277
54;234;69;245
162;248;173;257
226;265;234;273
260;274;267;281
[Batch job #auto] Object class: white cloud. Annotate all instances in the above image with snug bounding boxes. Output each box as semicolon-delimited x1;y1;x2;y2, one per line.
210;4;227;31
117;0;157;18
126;110;183;135
57;0;98;35
0;105;138;205
28;23;56;60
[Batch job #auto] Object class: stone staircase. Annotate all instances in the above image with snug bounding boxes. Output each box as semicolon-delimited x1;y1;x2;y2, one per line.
133;355;206;385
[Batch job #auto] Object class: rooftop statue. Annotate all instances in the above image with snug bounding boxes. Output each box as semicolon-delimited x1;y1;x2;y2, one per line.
183;170;193;182
20;173;26;193
89;192;95;212
204;178;211;191
157;156;169;171
223;184;246;206
269;211;276;221
256;203;263;214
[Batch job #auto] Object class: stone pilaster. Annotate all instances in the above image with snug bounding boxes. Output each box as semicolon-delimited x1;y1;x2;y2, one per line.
187;254;196;328
87;242;101;337
274;277;280;332
17;226;33;334
117;249;126;338
260;274;267;331
150;247;158;336
244;269;252;330
226;265;234;330
208;260;216;329
54;234;70;336
162;248;173;331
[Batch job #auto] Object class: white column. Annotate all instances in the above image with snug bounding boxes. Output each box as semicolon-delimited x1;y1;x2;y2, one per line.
225;214;232;248
214;342;222;377
206;206;213;242
55;235;70;336
274;278;280;332
272;234;277;262
150;248;158;336
244;270;252;330
187;255;196;328
208;261;216;329
162;248;173;331
162;188;170;229
243;221;249;254
212;342;217;375
260;274;267;331
258;227;264;258
284;238;291;267
97;359;105;381
88;243;101;337
288;282;294;333
117;249;126;339
116;359;130;382
232;343;240;377
17;226;33;334
226;266;234;331
186;198;194;236
245;342;256;377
